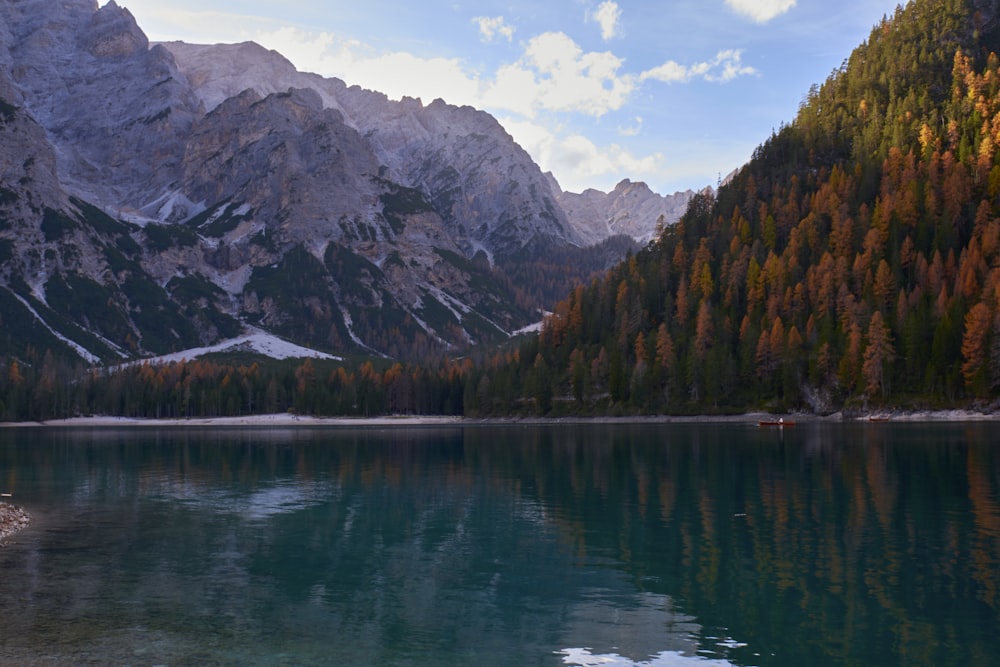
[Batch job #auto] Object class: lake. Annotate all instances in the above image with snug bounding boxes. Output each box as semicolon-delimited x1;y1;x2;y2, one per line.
0;421;998;666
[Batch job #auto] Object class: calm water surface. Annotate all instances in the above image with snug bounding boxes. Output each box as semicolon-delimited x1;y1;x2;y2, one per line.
0;422;998;666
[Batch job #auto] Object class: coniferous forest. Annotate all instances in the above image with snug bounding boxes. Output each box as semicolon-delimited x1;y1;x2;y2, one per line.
467;0;1000;416
0;352;468;421
5;0;1000;420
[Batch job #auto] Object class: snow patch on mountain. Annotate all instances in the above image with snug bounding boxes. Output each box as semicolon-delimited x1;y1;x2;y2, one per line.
8;291;102;364
137;329;341;365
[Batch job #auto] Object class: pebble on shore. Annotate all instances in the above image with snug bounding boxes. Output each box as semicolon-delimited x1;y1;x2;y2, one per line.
0;501;30;543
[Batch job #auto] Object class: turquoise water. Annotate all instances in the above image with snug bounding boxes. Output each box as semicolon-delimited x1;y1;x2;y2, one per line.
0;422;998;665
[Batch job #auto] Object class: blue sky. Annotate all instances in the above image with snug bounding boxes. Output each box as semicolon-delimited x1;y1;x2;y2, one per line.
115;0;905;195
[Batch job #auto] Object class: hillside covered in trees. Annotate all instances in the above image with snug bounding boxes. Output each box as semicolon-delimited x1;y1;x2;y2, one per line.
466;0;1000;416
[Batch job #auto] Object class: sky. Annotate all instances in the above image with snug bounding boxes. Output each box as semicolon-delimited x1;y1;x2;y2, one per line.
113;0;906;195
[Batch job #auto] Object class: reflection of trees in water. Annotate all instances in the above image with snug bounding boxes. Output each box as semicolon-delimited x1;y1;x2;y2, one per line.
968;443;1000;609
450;423;1000;666
521;423;1000;667
2;424;999;665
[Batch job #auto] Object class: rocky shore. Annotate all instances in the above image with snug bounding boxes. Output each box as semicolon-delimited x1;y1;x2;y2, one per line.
0;501;30;543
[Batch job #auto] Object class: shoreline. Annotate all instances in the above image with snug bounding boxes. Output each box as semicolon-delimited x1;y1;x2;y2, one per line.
0;410;995;537
1;408;999;428
0;501;29;543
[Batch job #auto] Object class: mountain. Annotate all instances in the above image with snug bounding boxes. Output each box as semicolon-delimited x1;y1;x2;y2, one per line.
467;0;1000;416
162;40;582;259
548;175;697;245
0;0;675;366
163;41;687;251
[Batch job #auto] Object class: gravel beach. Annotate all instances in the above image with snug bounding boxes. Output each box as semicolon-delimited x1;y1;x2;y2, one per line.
0;501;30;542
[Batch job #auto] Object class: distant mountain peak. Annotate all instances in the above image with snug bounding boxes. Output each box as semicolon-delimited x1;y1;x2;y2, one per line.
548;176;696;245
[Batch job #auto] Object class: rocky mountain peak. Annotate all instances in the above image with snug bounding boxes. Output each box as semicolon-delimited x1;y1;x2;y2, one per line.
548;173;696;245
83;0;148;58
612;179;649;195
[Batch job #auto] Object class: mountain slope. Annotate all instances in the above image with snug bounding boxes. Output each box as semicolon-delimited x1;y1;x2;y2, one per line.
468;0;1000;415
0;0;641;365
1;0;202;213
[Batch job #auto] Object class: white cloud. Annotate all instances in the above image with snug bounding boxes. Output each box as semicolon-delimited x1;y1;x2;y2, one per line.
707;49;758;82
257;27;481;105
260;28;637;120
473;16;514;43
724;0;797;23
590;1;623;41
619;116;643;137
482;63;540;117
641;49;757;84
640;60;689;84
111;2;275;43
482;32;635;118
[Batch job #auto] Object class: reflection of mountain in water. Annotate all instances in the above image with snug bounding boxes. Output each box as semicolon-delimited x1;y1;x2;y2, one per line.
557;591;743;666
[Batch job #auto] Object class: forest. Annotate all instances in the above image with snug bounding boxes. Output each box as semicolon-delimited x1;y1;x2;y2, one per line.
3;0;1000;421
0;350;468;421
466;0;1000;416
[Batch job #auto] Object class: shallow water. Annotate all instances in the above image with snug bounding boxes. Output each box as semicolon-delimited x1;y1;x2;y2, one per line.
0;422;997;665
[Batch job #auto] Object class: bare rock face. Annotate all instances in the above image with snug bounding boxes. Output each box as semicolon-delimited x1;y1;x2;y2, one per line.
181;87;381;238
337;93;580;258
159;41;333;114
0;66;127;296
82;0;146;58
1;0;201;213
0;72;66;221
